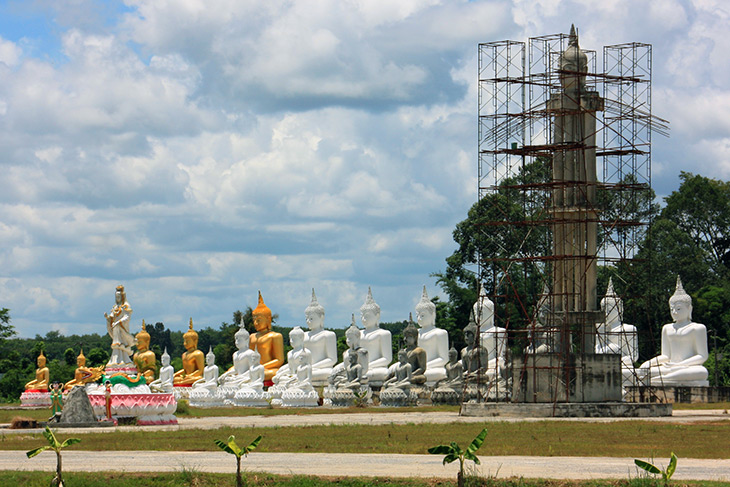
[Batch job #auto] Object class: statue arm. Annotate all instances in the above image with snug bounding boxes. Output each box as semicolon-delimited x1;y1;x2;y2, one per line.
674;325;709;367
264;334;285;369
370;333;392;368
641;326;671;368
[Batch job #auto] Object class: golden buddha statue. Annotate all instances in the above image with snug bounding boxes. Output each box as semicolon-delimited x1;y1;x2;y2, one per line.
133;320;157;383
173;318;205;386
25;351;50;391
249;291;284;382
64;350;104;390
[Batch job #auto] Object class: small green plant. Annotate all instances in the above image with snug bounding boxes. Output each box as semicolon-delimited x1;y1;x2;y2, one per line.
353;389;369;408
634;452;678;486
26;426;81;487
175;398;190;415
214;434;262;487
428;428;487;487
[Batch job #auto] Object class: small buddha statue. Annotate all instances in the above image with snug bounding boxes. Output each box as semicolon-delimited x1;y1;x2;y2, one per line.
342;315;369;379
64;349;104;390
25;351;50;391
271;326;309;391
473;289;507;379
104;284;135;365
526;284;553;354
639;277;709;386
438;347;464;389
403;315;427;385
595;278;638;387
383;349;413;391
192;347;220;392
341;350;365;390
249;291;285;383
303;289;337;385
133;320;157;384
461;321;491;380
415;287;448;384
218;322;256;387
359;288;392;384
233;350;271;407
150;348;174;393
173;318;205;386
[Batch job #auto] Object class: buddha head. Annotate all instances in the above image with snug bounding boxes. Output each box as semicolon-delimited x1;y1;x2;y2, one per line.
559;24;588;93
360;287;381;329
251;349;261;367
600;278;623;326
253;291;272;332
304;288;325;330
348;350;359;366
37;351;46;368
669;276;693;323
345;314;361;350
115;284;126;305
76;349;87;367
206;347;216;366
536;283;550;325
403;316;419;347
135;320;151;351
161;347;171;367
415;286;436;329
463;321;478;347
448;347;458;364
289;326;305;350
472;287;495;329
397;348;408;364
183;318;199;351
234;322;250;350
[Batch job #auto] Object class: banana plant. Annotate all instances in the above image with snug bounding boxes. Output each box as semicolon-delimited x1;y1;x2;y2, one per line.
214;434;262;487
634;452;678;486
26;426;81;487
428;428;487;487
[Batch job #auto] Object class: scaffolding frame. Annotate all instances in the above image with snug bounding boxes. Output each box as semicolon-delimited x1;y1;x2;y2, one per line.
471;30;667;404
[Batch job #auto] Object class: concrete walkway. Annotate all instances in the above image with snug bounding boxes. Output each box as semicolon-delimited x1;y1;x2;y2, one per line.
3;450;730;481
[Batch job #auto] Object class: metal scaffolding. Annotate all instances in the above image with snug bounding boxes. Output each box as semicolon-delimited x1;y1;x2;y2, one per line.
472;28;668;403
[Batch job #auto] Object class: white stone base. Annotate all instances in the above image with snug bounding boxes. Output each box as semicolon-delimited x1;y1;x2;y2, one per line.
281;389;319;407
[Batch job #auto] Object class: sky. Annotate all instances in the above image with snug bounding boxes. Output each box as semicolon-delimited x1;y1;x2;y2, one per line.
1;0;729;339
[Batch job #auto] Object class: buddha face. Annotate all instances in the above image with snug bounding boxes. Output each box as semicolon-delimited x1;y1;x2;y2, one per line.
37;356;46;367
474;301;494;328
345;331;360;350
136;335;150;351
448;349;458;363
206;353;215;366
291;331;304;349
398;350;408;364
361;309;379;329
183;334;197;352
77;355;86;367
235;333;249;350
404;332;417;347
603;297;621;325
253;313;271;332
670;300;691;324
416;307;435;328
251;351;261;365
464;328;475;347
161;354;170;367
305;310;324;330
348;353;358;365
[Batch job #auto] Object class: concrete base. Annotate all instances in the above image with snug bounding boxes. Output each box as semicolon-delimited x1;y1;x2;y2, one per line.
626;386;730;404
40;420;115;428
460;401;671;418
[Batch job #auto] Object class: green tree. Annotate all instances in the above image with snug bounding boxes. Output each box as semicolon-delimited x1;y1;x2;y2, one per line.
214;434;262;487
0;308;16;345
26;426;81;487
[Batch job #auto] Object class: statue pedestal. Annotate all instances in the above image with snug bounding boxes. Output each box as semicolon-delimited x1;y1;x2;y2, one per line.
625;386;730;404
329;386;371;407
86;388;177;425
20;390;51;408
379;386;417;407
431;386;463;405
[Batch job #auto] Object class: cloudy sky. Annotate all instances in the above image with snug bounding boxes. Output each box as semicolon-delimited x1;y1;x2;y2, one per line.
1;0;728;338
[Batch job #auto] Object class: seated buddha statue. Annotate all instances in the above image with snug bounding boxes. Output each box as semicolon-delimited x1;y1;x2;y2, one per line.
526;284;554;354
461;321;492;381
436;347;464;389
473;290;507;379
64;349;104;391
271;326;309;391
218;322;257;387
415;287;448;384
303;289;337;385
403;315;427;385
359;288;392;384
383;349;413;391
595;278;638;387
639;277;709;386
192;347;219;392
150;348;174;393
25;351;50;391
173;318;205;386
249;291;285;383
133;320;157;384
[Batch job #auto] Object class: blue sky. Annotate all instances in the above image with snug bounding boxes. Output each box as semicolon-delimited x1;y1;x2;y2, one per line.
1;0;729;338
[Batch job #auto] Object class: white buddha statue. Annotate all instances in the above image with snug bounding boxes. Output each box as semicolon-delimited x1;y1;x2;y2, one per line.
474;289;507;380
526;284;553;354
218;322;256;387
595;278;638;388
639;277;709;386
359;288;392;385
416;286;449;385
150;348;174;393
270;326;309;397
280;346;320;407
340;316;369;384
192;347;220;392
233;350;270;406
303;289;337;385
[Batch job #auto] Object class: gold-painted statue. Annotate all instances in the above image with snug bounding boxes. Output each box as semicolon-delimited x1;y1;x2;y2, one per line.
25;351;50;391
173;318;205;386
133;320;157;383
249;291;284;382
64;350;104;390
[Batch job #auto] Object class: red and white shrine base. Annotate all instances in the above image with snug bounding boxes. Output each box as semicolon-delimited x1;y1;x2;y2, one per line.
20;390;51;407
87;390;178;425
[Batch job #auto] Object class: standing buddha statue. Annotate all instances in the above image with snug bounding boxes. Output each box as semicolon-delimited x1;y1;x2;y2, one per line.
173;318;205;386
249;291;285;384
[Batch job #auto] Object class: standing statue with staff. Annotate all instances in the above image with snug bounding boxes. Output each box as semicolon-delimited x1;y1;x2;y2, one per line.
104;285;135;365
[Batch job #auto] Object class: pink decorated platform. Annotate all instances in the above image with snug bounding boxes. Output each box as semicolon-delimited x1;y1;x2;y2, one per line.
88;392;178;425
20;390;51;407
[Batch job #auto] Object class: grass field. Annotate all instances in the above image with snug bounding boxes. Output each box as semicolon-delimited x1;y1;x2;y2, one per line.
3;420;729;459
1;471;727;487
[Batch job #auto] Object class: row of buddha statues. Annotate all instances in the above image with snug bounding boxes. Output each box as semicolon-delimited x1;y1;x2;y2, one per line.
24;276;710;405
